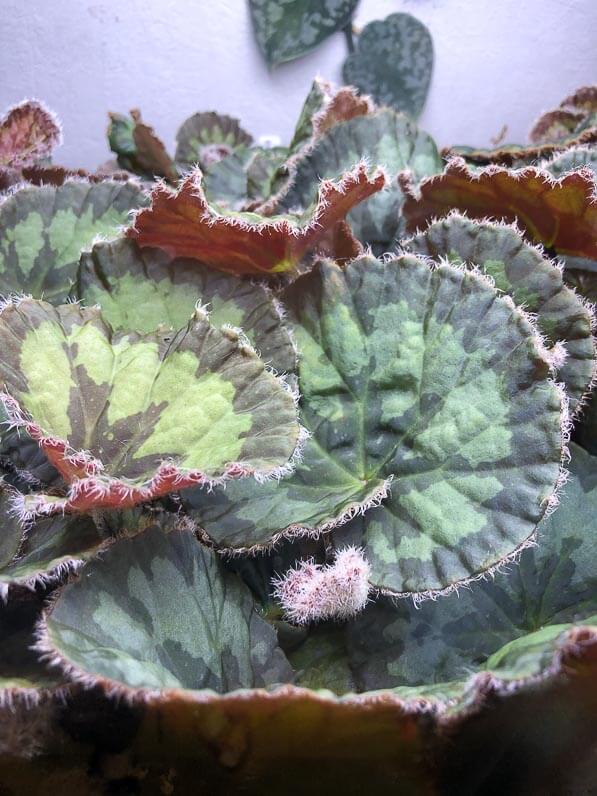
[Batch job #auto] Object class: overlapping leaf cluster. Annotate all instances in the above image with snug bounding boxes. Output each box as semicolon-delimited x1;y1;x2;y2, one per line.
1;81;597;791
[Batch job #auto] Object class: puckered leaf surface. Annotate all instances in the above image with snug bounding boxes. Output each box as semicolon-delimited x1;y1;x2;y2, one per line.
401;158;597;261
0;181;147;302
342;13;433;118
402;213;595;415
275;109;441;251
185;255;563;596
0;100;62;169
0;298;300;514
127;163;385;275
542;145;597;179
248;0;358;67
77;239;296;373
175;111;253;171
285;443;597;692
203;145;288;210
42;523;293;691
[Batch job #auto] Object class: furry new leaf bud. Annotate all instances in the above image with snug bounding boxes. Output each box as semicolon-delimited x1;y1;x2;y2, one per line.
272;546;371;625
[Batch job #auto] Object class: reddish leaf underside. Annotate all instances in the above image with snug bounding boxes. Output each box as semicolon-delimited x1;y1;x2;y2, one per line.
127;163;386;275
312;86;374;138
0;100;62;169
401;158;597;259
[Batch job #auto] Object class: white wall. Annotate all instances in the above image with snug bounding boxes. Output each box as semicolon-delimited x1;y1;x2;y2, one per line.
1;0;596;169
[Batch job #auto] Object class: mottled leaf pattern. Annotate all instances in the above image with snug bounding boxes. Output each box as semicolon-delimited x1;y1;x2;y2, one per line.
542;145;597;179
0;483;115;590
529;109;584;144
185;255;563;598
0;298;300;513
248;0;358;67
402;213;595;414
343;13;433;118
276;109;441;250
203;145;288;209
77;238;297;372
127;163;386;275
0;100;62;169
401;158;597;261
286;444;597;692
43;523;293;691
175;112;253;171
0;181;147;302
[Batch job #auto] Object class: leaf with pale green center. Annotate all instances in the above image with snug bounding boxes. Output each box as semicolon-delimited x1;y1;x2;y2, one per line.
42;523;293;691
343;13;433;118
175;111;253;171
0;298;300;514
76;238;297;373
248;0;358;67
0;181;147;302
185;255;562;597
402;212;595;415
285;444;597;693
275;109;441;251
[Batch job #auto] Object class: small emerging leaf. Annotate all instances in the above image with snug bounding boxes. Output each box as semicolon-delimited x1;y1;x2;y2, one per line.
108;109;178;182
0;100;62;169
127;163;386;275
175;111;253;171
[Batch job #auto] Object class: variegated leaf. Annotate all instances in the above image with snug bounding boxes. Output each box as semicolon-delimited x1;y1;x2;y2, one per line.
77;238;297;373
286;443;597;691
401;158;597;261
0;100;62;169
108;109;178;182
0;181;147;302
0;298;300;514
275;108;441;251
343;13;433;118
127;163;386;275
542;144;597;179
402;213;595;415
175;111;253;171
184;255;563;597
42;523;293;691
248;0;358;67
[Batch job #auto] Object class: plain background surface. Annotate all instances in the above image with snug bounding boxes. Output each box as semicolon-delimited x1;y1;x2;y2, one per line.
1;0;596;169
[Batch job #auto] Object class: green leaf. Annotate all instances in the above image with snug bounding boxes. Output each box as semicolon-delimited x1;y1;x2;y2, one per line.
203;145;288;210
276;109;441;251
285;443;597;692
343;13;433;118
0;181;147;302
107;110;178;182
185;255;563;598
248;0;358;67
175;111;253;171
0;298;300;514
77;238;297;373
42;523;293;691
402;212;595;415
542;144;597;178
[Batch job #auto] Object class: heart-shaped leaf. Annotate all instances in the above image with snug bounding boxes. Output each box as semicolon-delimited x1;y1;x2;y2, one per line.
185;255;564;598
0;181;147;302
77;238;297;373
401;158;597;261
275;109;441;251
175;112;253;171
0;298;300;515
402;212;595;415
0;100;62;169
127;163;386;275
343;13;433;118
248;0;358;67
40;523;293;691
